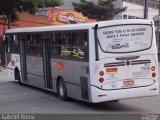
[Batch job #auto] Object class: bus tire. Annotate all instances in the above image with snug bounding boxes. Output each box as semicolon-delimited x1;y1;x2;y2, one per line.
15;69;22;85
57;78;67;100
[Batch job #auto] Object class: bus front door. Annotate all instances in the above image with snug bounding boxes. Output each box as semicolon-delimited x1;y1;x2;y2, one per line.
19;35;27;83
42;37;53;90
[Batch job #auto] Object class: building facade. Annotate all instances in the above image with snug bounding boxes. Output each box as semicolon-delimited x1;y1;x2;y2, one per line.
60;0;159;20
122;0;159;19
0;13;48;39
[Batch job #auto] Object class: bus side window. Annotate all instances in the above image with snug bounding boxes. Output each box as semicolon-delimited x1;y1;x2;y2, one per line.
51;33;59;58
57;33;71;45
4;35;19;53
26;34;42;56
12;34;20;53
51;33;57;44
3;36;10;53
72;32;88;61
61;33;72;59
36;34;42;56
56;33;72;59
3;34;20;54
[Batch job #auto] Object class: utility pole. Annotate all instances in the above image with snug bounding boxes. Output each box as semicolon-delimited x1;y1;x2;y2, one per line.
158;0;160;48
144;0;148;19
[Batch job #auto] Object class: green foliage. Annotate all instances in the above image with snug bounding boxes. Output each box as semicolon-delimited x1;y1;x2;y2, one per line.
0;0;63;23
72;0;127;21
0;0;63;66
37;0;64;8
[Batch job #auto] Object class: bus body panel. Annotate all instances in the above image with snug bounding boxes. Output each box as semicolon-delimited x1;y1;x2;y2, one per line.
26;56;45;89
51;58;74;84
97;55;158;90
89;20;158;103
72;61;90;101
51;58;91;101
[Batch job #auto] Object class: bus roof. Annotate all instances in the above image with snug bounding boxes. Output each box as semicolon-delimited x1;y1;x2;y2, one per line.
5;19;153;34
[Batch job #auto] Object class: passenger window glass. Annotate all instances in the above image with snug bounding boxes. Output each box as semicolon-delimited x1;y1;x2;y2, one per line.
5;36;11;53
26;34;41;56
58;46;72;59
51;33;72;59
72;32;88;61
57;33;71;45
73;32;87;46
51;33;57;45
8;34;20;54
51;46;59;57
51;31;88;61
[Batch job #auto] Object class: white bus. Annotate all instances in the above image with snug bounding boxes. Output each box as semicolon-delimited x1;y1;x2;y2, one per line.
4;19;159;103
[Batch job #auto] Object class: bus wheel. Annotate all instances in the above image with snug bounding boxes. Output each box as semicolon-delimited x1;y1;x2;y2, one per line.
15;70;22;85
57;78;67;100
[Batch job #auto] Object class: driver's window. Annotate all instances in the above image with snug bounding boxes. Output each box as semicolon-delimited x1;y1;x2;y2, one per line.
3;35;11;53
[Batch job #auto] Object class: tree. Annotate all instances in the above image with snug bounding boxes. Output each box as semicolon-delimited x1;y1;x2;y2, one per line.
0;0;63;66
72;0;127;21
0;0;63;29
37;0;64;8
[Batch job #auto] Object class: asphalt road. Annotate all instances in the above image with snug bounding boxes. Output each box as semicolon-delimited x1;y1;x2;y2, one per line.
0;70;160;114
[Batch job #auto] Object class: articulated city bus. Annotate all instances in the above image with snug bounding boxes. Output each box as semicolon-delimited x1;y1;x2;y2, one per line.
4;19;159;103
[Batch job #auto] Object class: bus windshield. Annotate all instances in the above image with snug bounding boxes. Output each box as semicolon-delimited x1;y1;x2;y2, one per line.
97;24;153;53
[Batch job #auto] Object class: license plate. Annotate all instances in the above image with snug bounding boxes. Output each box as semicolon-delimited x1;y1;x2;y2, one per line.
123;80;134;86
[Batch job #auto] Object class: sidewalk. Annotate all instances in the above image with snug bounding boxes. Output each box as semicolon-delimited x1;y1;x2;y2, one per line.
0;66;6;72
0;66;7;82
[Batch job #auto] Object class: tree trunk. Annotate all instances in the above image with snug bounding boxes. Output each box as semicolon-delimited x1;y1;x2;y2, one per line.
1;15;12;66
0;14;7;66
8;16;11;29
0;41;6;67
3;15;6;34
